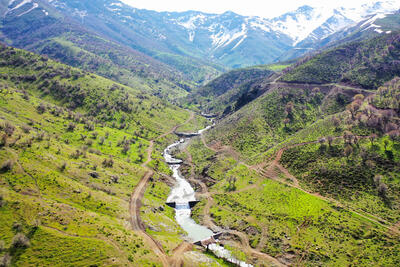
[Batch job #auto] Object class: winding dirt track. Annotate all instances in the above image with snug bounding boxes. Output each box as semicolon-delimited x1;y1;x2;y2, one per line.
201;134;399;234
184;143;285;266
129;112;194;267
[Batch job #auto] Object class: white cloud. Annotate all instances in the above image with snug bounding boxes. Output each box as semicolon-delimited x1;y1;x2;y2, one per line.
121;0;400;18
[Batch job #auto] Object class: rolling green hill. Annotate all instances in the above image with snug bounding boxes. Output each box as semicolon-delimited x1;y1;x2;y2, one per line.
186;65;290;114
192;31;400;266
281;32;400;89
0;0;223;100
2;2;400;266
0;44;208;266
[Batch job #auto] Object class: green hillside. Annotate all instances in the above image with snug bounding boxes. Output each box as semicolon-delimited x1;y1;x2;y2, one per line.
187;66;279;114
190;31;400;266
187;137;400;266
1;3;400;266
0;45;206;266
0;0;222;100
281;32;400;89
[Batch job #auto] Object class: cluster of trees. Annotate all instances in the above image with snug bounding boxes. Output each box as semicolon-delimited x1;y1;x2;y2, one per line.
345;93;400;138
281;33;400;89
280;87;323;131
373;77;400;111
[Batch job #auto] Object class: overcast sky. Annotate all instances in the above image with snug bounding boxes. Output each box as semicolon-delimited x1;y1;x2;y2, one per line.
120;0;398;18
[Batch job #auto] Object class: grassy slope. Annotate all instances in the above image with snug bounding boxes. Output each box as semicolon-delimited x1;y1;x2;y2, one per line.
280;32;400;89
0;90;158;266
32;34;191;100
278;78;400;224
188;138;400;266
0;45;205;265
0;45;190;137
186;67;275;114
0;2;201;100
206;84;355;162
190;33;400;266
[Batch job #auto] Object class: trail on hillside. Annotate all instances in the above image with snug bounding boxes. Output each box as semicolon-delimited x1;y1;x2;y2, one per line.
184;143;285;266
201;134;399;235
128;112;195;267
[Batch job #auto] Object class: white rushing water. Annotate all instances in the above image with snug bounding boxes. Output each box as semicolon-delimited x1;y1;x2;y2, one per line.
163;125;253;267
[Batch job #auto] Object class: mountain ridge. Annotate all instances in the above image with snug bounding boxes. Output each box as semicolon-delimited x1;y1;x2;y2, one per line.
43;0;400;68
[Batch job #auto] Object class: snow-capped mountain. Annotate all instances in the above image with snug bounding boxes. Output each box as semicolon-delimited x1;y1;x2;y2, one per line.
268;1;400;45
2;0;400;68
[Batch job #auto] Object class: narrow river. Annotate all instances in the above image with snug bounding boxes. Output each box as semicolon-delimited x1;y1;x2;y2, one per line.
163;124;253;267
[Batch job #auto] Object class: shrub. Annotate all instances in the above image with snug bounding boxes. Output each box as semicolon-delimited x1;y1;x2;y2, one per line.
36;103;46;114
0;134;7;147
0;121;15;136
102;157;114;168
85;123;95;131
60;162;67;172
11;233;30;249
374;175;383;186
98;136;105;145
88;148;101;155
122;143;130;154
66;122;76;132
21;125;31;134
71;150;82;159
12;222;22;232
91;132;98;139
36;132;45;141
110;175;119;183
378;183;388;198
344;145;353;159
0;160;13;172
0;253;11;267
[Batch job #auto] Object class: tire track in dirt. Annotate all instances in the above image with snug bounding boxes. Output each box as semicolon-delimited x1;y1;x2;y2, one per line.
129;112;195;267
201;134;398;236
184;141;284;266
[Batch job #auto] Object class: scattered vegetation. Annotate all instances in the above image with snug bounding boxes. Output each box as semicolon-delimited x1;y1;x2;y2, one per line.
281;32;400;89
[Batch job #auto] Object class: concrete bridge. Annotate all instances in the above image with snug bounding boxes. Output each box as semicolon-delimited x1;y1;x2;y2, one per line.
193;232;223;246
165;201;199;209
174;131;200;138
201;112;217;118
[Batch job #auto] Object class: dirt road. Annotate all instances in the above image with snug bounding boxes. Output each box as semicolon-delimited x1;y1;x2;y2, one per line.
128;112;195;267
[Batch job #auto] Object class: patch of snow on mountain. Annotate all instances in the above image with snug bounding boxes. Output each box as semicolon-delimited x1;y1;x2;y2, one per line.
188;31;195;42
360;13;387;28
210;23;247;50
17;2;38;16
106;7;120;12
232;35;247;50
73;9;88;21
248;17;271;32
110;2;123;7
8;0;32;13
270;6;335;45
177;14;206;30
